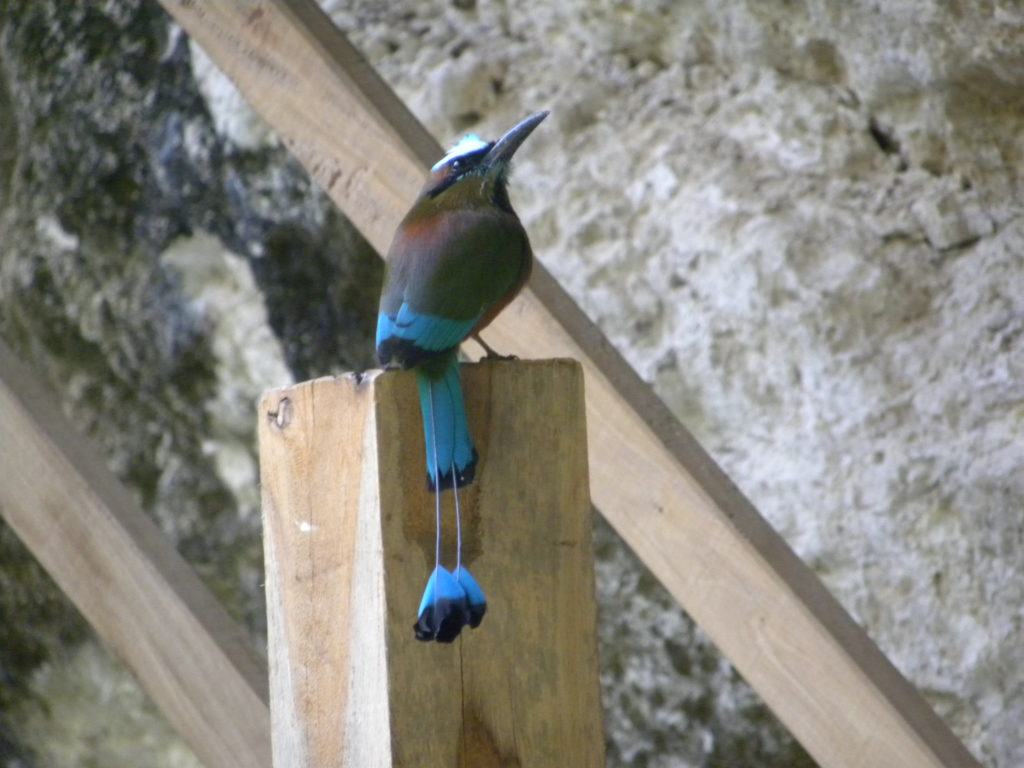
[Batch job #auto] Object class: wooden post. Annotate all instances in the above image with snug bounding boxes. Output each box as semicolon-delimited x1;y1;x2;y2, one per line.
257;360;603;767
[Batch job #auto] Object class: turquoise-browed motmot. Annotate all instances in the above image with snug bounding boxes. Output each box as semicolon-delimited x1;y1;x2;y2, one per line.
376;111;547;642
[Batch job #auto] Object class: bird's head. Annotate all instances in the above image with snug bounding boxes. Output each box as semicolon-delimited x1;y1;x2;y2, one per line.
421;111;548;211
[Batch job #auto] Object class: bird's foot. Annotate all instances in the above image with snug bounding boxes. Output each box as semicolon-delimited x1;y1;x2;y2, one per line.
472;333;518;361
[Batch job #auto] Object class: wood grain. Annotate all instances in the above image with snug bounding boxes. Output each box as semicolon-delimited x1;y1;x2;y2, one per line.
257;361;603;767
0;341;271;768
160;2;981;765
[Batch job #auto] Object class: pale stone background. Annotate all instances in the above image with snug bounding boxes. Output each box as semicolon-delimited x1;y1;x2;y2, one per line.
1;1;1020;766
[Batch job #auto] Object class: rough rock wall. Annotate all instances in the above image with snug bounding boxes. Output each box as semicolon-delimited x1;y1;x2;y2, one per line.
1;1;1020;767
333;1;1023;765
0;2;379;765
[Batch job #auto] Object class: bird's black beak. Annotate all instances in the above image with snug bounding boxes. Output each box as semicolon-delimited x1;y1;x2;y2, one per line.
485;111;549;169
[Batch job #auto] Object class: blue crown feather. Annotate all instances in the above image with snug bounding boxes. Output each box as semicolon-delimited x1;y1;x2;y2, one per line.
432;134;490;171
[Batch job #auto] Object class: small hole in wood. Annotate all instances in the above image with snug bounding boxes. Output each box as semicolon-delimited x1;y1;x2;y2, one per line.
270;397;293;429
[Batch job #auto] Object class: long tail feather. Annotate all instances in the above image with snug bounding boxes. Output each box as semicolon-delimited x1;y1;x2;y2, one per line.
414;566;469;643
454;565;487;629
416;352;477;491
412;353;485;643
452;460;487;628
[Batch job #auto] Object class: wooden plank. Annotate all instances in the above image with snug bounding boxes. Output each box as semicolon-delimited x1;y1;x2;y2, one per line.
0;340;272;768
159;2;982;766
257;362;603;767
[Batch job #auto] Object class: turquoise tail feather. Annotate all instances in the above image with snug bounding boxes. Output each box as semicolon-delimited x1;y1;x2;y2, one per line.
413;564;488;642
416;352;478;491
414;566;466;643
454;565;487;628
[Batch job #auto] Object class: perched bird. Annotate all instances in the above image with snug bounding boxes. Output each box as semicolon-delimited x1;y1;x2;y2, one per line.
376;111;548;642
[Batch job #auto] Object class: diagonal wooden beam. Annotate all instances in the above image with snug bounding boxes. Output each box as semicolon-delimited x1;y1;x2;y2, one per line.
0;340;272;768
158;2;981;766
